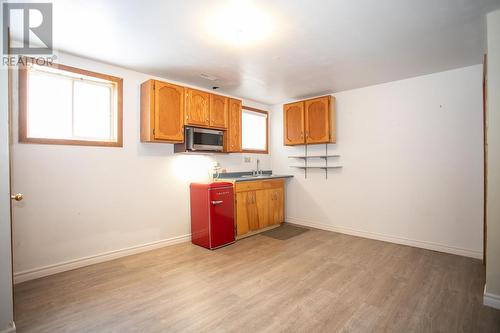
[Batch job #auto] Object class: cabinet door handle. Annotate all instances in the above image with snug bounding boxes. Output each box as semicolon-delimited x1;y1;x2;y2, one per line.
211;200;223;205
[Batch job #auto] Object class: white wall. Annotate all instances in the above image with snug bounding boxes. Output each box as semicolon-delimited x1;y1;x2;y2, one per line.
485;9;500;306
11;52;271;281
271;65;484;258
0;1;14;331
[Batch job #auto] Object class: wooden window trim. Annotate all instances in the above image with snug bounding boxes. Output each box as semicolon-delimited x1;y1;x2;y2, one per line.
241;106;269;154
19;59;123;147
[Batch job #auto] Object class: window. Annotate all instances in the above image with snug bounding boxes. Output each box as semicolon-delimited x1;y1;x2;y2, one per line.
19;60;123;147
241;106;268;153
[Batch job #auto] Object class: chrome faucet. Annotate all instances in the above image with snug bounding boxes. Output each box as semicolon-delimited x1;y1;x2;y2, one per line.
251;159;262;176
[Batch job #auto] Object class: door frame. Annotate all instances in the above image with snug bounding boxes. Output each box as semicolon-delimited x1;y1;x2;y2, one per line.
483;54;488;265
0;6;15;330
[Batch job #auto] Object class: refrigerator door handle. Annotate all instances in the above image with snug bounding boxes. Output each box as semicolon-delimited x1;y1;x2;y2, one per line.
211;200;223;205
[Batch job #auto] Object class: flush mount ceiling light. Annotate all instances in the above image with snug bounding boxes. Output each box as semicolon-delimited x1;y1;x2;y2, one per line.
205;0;274;47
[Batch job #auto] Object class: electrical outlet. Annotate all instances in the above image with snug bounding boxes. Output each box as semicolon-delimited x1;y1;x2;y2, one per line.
244;156;251;163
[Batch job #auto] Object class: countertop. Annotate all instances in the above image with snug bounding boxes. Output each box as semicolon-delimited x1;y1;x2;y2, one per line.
214;171;293;182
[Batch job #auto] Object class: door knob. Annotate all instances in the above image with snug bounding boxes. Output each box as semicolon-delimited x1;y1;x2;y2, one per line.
11;193;23;201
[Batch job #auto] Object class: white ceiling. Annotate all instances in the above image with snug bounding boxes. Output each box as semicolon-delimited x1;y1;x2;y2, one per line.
49;0;500;105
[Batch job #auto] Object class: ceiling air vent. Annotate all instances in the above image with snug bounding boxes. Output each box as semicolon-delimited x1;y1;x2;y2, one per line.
199;73;218;81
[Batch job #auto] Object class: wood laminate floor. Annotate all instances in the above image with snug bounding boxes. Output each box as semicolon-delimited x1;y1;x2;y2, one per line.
14;226;500;332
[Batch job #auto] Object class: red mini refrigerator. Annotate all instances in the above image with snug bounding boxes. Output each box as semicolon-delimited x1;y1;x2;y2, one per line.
189;182;235;250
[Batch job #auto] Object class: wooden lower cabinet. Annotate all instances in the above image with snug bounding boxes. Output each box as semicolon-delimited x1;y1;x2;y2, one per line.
256;189;270;229
235;191;259;236
269;187;284;225
235;179;285;237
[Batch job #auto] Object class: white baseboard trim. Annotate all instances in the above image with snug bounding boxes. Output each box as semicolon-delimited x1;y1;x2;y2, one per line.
484;288;500;310
287;217;482;259
14;234;191;284
0;322;16;333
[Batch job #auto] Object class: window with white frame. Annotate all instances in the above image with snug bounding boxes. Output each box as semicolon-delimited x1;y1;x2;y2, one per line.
19;62;123;147
241;107;268;153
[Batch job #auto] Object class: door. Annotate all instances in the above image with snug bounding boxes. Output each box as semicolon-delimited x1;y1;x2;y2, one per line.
154;81;184;142
269;187;284;225
227;98;242;152
186;88;209;126
246;191;260;231
236;191;259;236
304;96;330;144
0;53;14;331
284;101;305;145
236;192;249;236
209;94;228;129
256;190;270;229
209;186;235;248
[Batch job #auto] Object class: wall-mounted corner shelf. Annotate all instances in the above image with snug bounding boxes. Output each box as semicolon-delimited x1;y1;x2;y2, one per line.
290;166;343;169
288;144;342;179
288;155;341;159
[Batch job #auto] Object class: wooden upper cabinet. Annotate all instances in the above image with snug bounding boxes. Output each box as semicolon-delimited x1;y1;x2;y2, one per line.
140;80;184;143
284;101;305;145
283;95;336;145
186;88;210;126
141;80;245;148
209;94;228;129
227;98;242;152
305;96;330;144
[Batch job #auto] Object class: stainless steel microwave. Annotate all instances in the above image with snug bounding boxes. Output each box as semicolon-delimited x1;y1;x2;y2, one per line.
184;126;224;152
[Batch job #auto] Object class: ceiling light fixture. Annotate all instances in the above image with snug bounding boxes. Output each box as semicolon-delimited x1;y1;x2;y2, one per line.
205;0;274;47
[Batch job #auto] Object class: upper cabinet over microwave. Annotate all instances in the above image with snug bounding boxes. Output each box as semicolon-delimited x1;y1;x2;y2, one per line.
185;88;228;130
185;88;210;127
283;96;336;146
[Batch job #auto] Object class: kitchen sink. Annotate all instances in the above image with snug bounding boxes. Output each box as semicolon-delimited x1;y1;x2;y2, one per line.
241;174;272;178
